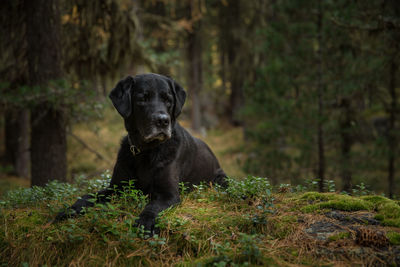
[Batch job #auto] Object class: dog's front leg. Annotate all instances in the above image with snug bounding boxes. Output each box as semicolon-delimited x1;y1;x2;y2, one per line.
136;167;180;235
55;162;131;222
54;187;115;221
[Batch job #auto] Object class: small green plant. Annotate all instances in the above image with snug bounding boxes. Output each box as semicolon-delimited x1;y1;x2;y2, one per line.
1;180;80;208
212;241;232;255
74;170;112;191
295;184;307;192
118;180;147;208
171;217;188;229
238;233;262;264
249;198;275;229
147;234;167;252
225;176;271;200
352;183;370;196
192;182;208;199
304;178;320;191
325;180;336;192
179;182;189;196
202;242;233;267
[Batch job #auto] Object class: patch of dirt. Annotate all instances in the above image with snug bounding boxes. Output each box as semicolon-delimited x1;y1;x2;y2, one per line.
298;210;400;266
325;210;381;226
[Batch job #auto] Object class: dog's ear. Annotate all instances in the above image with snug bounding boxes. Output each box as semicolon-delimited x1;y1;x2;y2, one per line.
169;79;186;119
109;76;134;118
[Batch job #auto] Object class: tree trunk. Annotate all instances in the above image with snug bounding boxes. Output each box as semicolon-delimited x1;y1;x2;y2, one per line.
133;0;145;75
218;0;243;126
187;19;203;131
316;1;325;192
340;98;352;192
30;108;67;186
15;110;30;178
228;46;244;126
1;0;30;178
5;111;20;172
5;109;30;178
387;60;397;199
24;0;67;186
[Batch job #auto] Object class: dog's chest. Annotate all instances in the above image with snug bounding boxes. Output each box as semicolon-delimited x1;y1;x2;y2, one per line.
132;154;168;194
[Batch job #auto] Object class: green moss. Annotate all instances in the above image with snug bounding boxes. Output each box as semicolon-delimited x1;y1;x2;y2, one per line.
387;231;400;245
319;199;373;211
300;194;373;213
300;192;332;202
270;215;297;239
377;202;400;219
301;205;321;213
360;196;400;227
5;210;48;237
360;195;390;205
381;219;400;227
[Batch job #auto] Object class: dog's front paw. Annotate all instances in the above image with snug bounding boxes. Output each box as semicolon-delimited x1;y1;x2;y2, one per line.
135;214;156;237
54;208;78;222
54;199;88;222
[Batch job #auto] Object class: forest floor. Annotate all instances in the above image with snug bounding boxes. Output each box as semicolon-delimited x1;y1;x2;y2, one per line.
1;180;400;266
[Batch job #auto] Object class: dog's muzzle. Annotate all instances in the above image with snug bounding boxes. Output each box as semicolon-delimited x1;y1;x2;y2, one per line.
142;113;171;143
143;131;171;143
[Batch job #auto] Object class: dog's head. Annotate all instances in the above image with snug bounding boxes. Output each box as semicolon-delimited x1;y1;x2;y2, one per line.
109;73;186;145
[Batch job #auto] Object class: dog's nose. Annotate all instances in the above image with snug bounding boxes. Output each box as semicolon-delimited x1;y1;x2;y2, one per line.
155;113;170;127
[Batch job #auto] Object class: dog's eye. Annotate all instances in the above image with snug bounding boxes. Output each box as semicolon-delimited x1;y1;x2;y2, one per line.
137;93;150;102
162;95;172;106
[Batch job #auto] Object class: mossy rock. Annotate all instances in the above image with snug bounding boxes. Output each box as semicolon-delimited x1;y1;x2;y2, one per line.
300;192;333;202
300;193;374;213
360;196;400;227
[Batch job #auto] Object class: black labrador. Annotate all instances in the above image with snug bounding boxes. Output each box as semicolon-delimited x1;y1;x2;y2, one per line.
56;73;226;234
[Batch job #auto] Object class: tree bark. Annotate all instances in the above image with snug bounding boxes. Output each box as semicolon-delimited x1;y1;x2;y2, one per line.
187;2;203;132
24;0;67;186
187;29;202;131
387;60;397;199
5;111;20;172
316;0;325;192
1;0;30;179
5;109;30;178
340;98;352;192
228;45;244;126
218;0;244;126
15;110;30;178
30;109;67;186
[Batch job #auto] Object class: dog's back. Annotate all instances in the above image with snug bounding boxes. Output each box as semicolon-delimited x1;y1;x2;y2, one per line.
174;123;226;186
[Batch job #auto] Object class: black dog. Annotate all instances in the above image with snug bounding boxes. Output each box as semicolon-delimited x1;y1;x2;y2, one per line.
56;73;226;233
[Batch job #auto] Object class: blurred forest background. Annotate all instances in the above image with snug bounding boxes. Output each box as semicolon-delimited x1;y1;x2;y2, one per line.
0;0;399;198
